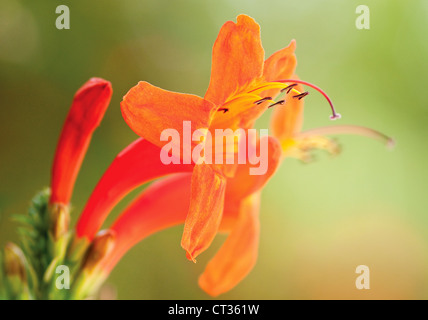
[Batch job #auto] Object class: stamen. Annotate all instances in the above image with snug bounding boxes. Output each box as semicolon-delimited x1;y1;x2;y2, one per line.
293;92;309;100
254;97;272;105
296;125;395;149
281;83;298;94
217;108;229;113
275;79;342;120
268;100;285;108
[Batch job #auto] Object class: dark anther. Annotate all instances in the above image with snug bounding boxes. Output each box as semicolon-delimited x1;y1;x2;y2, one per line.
281;83;298;94
293;91;309;100
218;108;229;113
268;100;285;108
254;97;272;105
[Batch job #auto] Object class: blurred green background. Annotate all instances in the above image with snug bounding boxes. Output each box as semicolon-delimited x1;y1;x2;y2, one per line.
1;0;427;299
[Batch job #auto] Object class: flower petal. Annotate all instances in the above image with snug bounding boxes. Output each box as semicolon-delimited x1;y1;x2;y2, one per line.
181;164;227;262
101;173;239;274
263;40;297;82
209;94;267;131
270;81;304;141
226;135;282;199
198;192;260;297
102;173;193;273
204;15;265;106
75;138;193;241
50;78;112;204
121;81;215;158
262;40;297;99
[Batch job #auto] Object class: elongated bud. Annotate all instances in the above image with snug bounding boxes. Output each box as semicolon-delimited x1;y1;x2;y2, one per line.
75;138;193;242
82;230;116;274
3;243;28;297
4;243;26;281
50;78;113;205
49;203;70;241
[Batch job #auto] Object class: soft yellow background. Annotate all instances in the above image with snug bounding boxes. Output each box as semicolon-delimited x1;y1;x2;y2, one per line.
1;0;427;299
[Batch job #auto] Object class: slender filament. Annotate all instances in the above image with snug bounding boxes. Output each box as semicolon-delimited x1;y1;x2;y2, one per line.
297;125;395;148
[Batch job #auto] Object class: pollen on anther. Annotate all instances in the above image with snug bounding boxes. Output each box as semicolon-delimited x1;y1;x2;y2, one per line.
254;97;272;105
268;100;285;108
281;83;298;94
293;92;309;100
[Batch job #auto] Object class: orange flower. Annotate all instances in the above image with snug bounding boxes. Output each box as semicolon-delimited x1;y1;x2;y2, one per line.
73;15;392;297
98;135;282;296
120;14;326;262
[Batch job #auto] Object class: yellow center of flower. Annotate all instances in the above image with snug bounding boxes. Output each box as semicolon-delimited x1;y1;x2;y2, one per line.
215;79;340;118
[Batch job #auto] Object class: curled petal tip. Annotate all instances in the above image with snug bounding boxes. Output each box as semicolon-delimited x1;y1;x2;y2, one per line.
185;251;197;263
